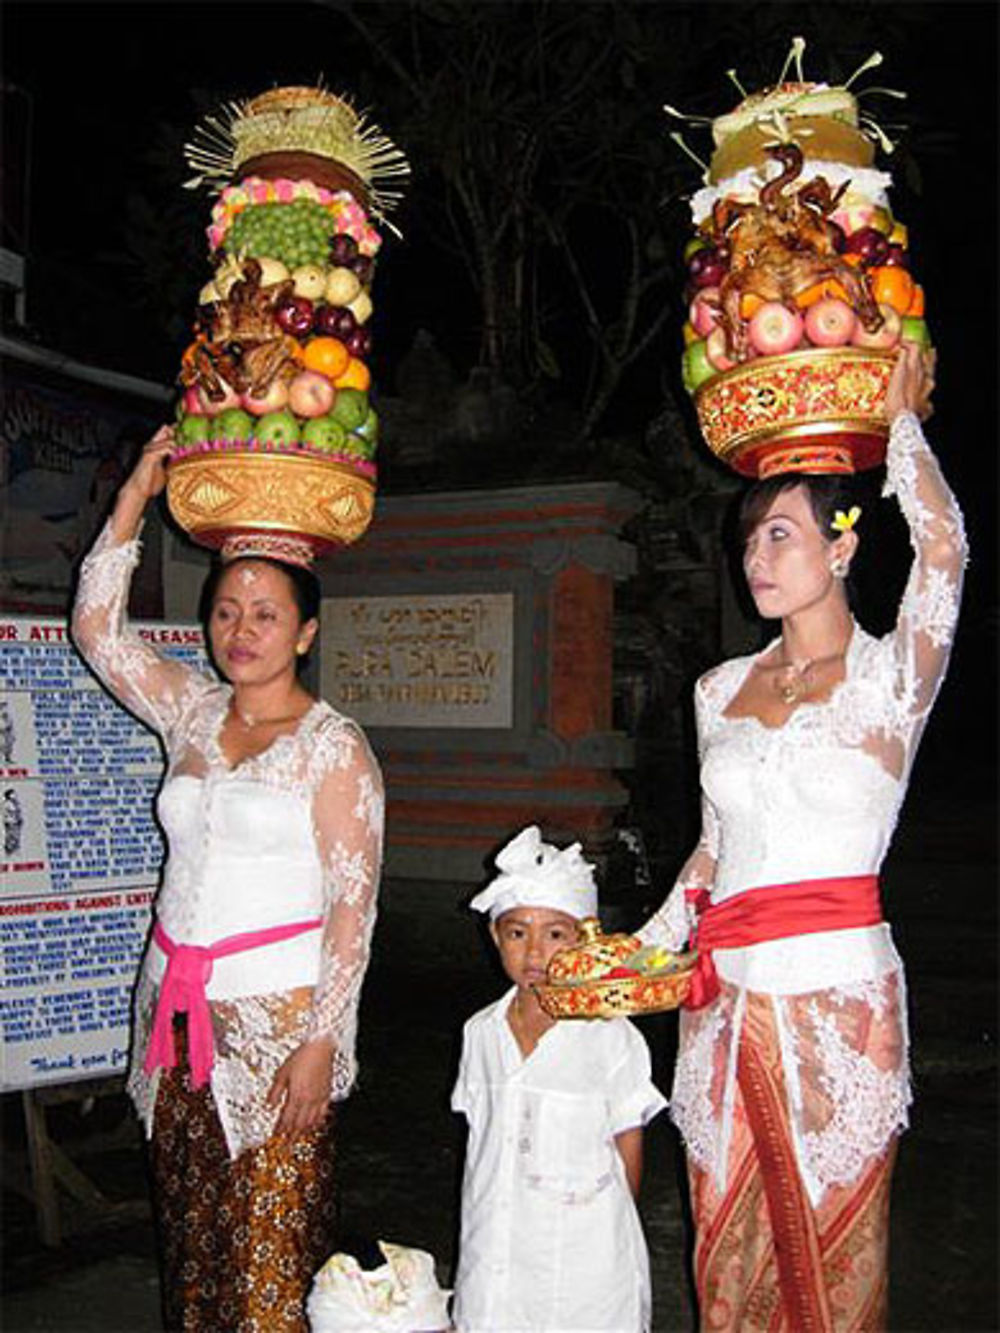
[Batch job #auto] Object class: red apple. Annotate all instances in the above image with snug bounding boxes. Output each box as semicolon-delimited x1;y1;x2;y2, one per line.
851;302;901;350
804;297;857;348
329;232;359;265
689;286;721;338
315;304;357;339
198;379;242;416
182;386;204;415
346;326;373;360
242;378;290;416
748;302;804;357
844;226;890;266
351;254;375;285
705;326;737;371
288;370;336;418
690;259;728;290
274;296;315;337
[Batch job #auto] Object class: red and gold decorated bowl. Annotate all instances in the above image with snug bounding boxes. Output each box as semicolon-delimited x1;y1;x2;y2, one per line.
533;917;695;1019
166;448;376;565
694;347;895;478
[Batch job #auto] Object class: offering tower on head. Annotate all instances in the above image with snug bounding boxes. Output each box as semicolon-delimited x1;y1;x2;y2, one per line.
670;38;930;479
167;86;409;565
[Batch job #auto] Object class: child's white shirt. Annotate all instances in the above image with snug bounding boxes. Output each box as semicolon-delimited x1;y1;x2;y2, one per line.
451;986;667;1332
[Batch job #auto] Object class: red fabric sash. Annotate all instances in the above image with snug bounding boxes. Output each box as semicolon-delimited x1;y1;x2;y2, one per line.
684;875;882;1010
144;917;323;1088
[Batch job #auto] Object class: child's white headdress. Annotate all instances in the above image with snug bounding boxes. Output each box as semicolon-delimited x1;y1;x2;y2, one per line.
469;825;598;921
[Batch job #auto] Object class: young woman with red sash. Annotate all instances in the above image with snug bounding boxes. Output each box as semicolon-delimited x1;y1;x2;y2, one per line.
639;344;967;1331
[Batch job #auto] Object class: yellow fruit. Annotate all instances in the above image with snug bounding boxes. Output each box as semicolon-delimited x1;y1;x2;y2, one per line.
325;266;362;306
334;358;371;391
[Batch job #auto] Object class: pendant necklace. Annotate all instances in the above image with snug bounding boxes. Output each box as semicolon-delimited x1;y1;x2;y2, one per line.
773;649;845;705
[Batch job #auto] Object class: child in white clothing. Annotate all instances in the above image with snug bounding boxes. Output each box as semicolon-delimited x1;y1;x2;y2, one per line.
451;827;666;1333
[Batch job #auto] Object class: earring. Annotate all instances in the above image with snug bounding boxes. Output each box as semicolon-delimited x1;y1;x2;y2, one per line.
830;558;849;579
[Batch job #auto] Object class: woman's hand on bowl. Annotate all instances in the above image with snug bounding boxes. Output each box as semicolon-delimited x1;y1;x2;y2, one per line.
886;340;935;423
123;424;176;502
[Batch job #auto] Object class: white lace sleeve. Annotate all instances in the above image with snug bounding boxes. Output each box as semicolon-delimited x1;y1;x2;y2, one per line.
881;410;968;727
637;672;720;950
71;519;210;738
306;718;384;1097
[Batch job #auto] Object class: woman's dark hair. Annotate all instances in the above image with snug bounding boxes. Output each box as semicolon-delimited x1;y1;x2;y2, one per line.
199;557;321;625
739;473;864;545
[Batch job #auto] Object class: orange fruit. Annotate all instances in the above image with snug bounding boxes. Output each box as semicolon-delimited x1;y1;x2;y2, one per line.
906;284;925;318
302;336;350;379
794;282;827;309
869;266;915;315
334;357;371;391
740;292;766;319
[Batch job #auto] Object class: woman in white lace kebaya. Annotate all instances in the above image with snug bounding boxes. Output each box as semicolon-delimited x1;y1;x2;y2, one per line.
71;427;384;1332
638;344;967;1332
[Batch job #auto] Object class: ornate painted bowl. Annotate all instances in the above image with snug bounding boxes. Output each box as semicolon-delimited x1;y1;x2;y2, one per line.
534;918;695;1019
166;447;376;565
694;347;895;478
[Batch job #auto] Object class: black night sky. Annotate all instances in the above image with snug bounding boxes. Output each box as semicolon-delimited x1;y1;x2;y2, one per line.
3;0;998;777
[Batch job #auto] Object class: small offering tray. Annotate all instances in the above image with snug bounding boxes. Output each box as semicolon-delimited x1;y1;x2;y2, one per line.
533;917;695;1019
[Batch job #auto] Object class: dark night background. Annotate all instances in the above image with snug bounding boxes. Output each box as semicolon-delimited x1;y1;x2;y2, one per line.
2;2;997;1328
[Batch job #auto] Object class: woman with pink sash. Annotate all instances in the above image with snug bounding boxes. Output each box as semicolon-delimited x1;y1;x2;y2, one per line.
72;427;383;1332
638;344;967;1331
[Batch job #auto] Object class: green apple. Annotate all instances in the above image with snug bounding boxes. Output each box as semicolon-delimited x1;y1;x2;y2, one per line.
216;408;253;441
354;408;379;444
330;387;369;431
900;316;931;351
256;409;300;448
683;340;715;393
302;416;347;454
345;431;376;462
177;413;211;448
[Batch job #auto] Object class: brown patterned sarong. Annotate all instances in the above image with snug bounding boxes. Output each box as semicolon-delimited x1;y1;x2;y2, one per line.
149;1025;336;1332
689;991;897;1333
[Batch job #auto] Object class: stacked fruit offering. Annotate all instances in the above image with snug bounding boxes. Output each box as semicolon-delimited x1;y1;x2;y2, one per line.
669;47;932;411
175;175;380;471
681;188;930;395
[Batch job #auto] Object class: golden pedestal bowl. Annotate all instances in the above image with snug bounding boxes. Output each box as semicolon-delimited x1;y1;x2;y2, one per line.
166;448;376;565
694;347;896;478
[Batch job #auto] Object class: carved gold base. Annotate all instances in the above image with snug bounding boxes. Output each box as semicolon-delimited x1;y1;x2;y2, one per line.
695;347;895;477
166;451;376;563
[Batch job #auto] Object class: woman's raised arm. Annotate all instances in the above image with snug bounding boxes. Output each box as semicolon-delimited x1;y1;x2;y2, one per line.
882;344;968;739
71;425;210;738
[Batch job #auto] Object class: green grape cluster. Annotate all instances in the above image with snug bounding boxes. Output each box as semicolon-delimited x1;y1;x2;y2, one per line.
226;200;334;268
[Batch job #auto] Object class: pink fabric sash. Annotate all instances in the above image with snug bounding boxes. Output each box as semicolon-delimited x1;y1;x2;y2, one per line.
144;917;323;1088
684;875;882;1010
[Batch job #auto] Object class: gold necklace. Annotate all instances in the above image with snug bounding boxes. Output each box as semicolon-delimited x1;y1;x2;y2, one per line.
772;650;845;705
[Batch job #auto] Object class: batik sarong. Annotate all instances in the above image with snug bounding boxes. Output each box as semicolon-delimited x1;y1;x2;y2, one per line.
150;1022;336;1333
689;990;896;1332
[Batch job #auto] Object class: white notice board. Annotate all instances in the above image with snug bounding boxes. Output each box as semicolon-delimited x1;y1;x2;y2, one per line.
0;616;207;1091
